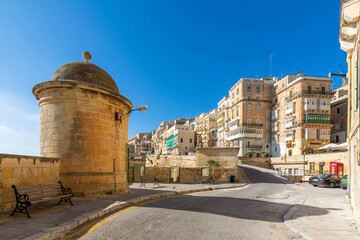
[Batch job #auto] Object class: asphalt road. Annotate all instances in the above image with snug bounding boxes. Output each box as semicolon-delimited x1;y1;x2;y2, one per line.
77;166;303;240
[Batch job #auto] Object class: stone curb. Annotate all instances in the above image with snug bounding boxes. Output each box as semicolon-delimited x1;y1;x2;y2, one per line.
27;183;247;240
282;200;313;240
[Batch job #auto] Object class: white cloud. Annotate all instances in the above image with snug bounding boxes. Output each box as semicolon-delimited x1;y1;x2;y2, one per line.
0;125;20;135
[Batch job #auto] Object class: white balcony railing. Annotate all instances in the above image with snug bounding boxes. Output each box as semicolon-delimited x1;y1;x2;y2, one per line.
272;109;279;120
226;128;263;141
217;124;224;132
319;129;330;140
304;98;317;111
285;102;295;115
217;115;224;123
319;105;330;111
285;117;296;128
305;128;317;139
285;131;294;141
229;119;239;130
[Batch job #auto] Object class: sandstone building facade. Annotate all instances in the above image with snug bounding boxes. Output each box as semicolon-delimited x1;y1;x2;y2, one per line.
331;84;348;143
128;132;153;158
339;0;360;223
271;75;332;157
226;78;273;157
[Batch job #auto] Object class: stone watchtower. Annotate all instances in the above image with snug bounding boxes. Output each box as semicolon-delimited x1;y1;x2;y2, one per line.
32;52;133;196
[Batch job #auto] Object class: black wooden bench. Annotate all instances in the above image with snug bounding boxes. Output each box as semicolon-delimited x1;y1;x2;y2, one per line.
140;176;160;188
10;181;73;218
200;176;213;184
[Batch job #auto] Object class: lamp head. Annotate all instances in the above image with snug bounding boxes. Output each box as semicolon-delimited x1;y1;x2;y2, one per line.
136;105;148;111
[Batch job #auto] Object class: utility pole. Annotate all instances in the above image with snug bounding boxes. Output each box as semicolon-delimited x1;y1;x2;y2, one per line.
270;53;276;78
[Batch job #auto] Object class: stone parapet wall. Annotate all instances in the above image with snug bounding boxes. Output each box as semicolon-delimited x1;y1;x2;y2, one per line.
144;167;171;183
130;166;239;184
196;148;239;168
239;157;271;169
146;155;196;168
0;154;60;211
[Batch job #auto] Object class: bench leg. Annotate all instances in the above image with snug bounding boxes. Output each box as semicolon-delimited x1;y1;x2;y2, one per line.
10;202;31;218
59;197;74;206
140;182;146;188
10;203;18;216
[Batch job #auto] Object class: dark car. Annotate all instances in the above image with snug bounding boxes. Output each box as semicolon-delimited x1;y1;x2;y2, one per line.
309;174;321;187
309;174;342;188
340;175;348;189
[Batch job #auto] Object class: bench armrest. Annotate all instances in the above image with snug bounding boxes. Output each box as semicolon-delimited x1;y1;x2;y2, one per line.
58;181;73;196
12;185;30;206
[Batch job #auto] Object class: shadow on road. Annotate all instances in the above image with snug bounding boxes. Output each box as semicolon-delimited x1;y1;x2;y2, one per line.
139;194;337;223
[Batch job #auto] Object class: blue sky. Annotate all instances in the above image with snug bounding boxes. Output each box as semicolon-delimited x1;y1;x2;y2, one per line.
0;1;346;156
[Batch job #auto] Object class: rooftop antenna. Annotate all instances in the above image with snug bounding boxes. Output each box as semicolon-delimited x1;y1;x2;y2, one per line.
292;69;303;75
269;53;276;78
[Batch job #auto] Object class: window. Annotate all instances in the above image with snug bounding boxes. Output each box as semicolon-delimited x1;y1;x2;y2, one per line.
256;97;260;100
236;107;239;116
257;106;260;113
310;163;315;173
256;87;260;93
335;123;340;130
247;86;251;92
185;146;187;150
180;138;183;143
248;96;252;100
308;86;312;93
232;109;234;118
336;108;340;114
266;121;270;129
248;104;251;112
232;93;234;99
237;88;239;95
190;138;192;143
281;110;284;118
256;119;261;124
336;135;339;143
321;87;325;94
247;119;252;124
281;98;285;106
266;109;270;118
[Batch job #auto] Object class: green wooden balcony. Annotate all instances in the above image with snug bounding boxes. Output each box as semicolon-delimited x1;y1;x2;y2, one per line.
304;113;330;124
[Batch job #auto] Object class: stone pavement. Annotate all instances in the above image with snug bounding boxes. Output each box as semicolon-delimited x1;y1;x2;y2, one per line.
283;183;360;240
0;182;246;240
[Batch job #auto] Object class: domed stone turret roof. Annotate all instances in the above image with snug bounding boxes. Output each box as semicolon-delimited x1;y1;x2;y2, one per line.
51;52;119;94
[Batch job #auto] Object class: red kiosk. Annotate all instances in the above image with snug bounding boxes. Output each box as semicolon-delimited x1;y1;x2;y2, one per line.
330;162;344;176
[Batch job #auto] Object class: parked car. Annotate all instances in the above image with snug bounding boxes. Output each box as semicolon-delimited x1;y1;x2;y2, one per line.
309;174;342;188
340;175;348;189
309;175;321;187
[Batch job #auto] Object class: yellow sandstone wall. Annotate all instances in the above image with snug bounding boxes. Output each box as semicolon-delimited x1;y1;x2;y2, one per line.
0;154;60;211
196;148;238;168
146;155;196;168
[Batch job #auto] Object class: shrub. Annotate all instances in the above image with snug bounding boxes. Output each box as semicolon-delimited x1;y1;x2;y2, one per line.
245;152;253;157
207;160;220;168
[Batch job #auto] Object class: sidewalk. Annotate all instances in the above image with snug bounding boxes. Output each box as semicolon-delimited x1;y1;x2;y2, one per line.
283;183;360;240
0;182;246;240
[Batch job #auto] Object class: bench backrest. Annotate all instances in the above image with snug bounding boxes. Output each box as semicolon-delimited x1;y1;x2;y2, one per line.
141;176;156;181
17;183;63;201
